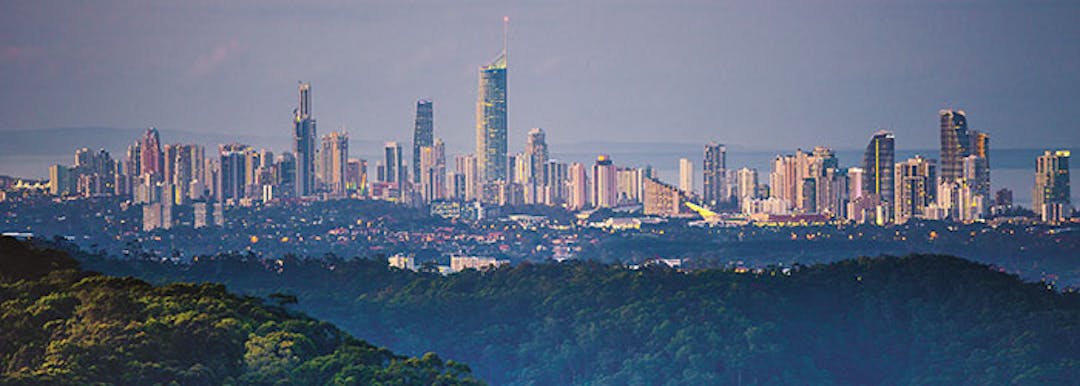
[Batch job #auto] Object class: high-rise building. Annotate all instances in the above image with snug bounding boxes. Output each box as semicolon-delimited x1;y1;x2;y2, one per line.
847;167;865;200
49;164;73;196
320;131;349;197
616;167;644;204
863;130;895;220
139;127;163;179
218;144;249;204
276;152;296;197
643;177;692;216
412;99;434;184
242;148;262;199
346;158;366;197
938;177;983;223
736;167;758;203
69;148;117;198
524;128;548;203
894;155;936;223
476;20;508;183
592;155;618;208
702;142;726;206
163;144;203;204
939;109;970;184
769;154;798;210
568;162;589;210
967;131;991;212
125;142;141;179
543;160;568;205
679;158;694;195
294;82;317;197
384;141;404;184
419;139;446;203
800;178;817;214
818;167;848;218
1034;150;1071;223
525;128;549;175
455;154;479;201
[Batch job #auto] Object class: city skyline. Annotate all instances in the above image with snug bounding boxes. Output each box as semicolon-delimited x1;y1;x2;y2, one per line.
2;3;1079;384
1;1;1078;153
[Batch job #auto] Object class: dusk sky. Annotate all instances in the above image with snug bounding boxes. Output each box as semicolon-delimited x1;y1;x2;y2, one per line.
2;0;1078;154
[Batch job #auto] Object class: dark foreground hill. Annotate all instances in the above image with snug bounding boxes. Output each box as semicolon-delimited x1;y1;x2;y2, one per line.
66;241;1080;385
0;237;482;385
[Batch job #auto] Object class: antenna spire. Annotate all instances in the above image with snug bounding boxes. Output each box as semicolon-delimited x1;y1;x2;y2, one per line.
503;16;509;66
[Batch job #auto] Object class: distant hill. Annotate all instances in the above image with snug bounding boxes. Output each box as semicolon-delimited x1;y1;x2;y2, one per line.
70;246;1080;385
0;237;483;385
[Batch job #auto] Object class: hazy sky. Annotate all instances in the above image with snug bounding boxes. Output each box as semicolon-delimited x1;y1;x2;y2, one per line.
2;0;1078;154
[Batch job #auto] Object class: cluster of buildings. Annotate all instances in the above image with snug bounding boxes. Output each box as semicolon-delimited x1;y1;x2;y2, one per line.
738;109;1067;223
28;23;1074;229
388;254;509;274
731;110;1066;225
734;111;993;225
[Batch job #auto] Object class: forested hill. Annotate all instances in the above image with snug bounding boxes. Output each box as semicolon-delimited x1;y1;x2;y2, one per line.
67;240;1080;385
0;237;483;385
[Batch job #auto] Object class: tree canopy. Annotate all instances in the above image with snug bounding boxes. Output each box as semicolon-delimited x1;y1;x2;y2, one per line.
0;237;483;385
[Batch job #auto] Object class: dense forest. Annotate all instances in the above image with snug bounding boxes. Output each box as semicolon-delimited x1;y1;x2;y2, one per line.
63;238;1080;385
0;237;482;385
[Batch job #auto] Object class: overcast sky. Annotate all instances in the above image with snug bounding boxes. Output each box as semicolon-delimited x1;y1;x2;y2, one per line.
1;0;1078;154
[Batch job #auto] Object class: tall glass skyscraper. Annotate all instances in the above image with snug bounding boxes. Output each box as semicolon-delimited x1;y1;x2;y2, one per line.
384;141;403;184
702;142;727;207
863;130;895;209
939;109;970;183
413;99;434;184
294;82;317;197
139;127;163;180
1034;150;1071;222
476;21;508;183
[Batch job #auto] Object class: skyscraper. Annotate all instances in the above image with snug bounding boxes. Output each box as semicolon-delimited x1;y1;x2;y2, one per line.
702;142;727;206
321;131;349;197
345;158;366;197
863;130;895;217
847;167;865;199
455;154;479;201
800;178;817;214
679;158;694;195
773;152;799;208
218;143;249;204
419;139;446;203
736;167;758;203
49;164;73;196
276;152;296;197
1034;150;1071;223
616;167;644;204
894;155;936;223
568;162;589;210
384;141;404;188
412;99;434;184
164;144;201;205
476;19;509;183
939;109;970;184
294;82;317;197
543;160;569;205
593;155;618;208
525;128;548;203
139;127;163;179
968;131;991;212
